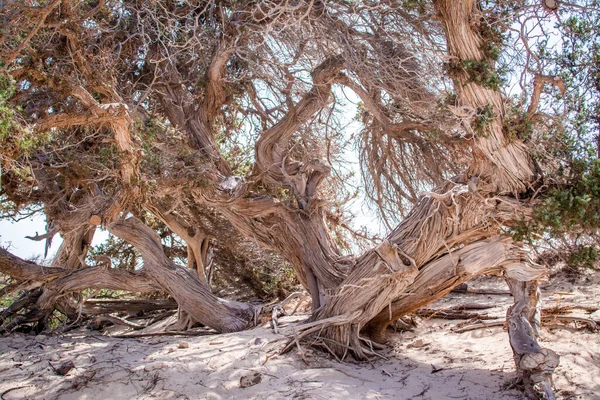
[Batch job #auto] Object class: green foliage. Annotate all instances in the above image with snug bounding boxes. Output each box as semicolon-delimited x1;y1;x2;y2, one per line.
446;59;506;90
537;157;600;235
476;16;505;61
0;72;18;141
502;107;533;141
473;104;495;135
510;5;600;271
0;72;51;156
510;219;530;243
401;0;428;14
46;310;66;329
136;117;162;153
261;264;298;299
210;254;298;301
568;245;598;270
0;286;18;308
88;234;140;271
512;156;600;269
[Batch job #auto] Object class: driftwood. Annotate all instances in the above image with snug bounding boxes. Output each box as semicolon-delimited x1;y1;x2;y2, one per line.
83;299;178;314
415;309;496;320
456;315;598;333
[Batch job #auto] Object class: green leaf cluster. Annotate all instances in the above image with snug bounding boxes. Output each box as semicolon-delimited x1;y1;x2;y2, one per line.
512;156;600;269
446;59;506;91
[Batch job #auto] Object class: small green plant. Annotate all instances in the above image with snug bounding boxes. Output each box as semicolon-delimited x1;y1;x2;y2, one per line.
473;104;495;135
0;73;18;141
0;72;52;156
503;108;534;141
476;16;504;61
568;245;598;269
401;0;428;14
446;59;506;90
0;286;19;308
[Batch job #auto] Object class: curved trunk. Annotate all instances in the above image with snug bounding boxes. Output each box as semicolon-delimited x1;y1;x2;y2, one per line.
505;279;559;400
145;203;209;284
108;217;260;332
218;204;350;307
50;225;96;270
434;0;535;193
363;236;542;340
294;181;541;358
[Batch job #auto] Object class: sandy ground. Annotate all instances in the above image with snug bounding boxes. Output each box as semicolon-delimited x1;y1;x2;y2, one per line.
0;274;599;400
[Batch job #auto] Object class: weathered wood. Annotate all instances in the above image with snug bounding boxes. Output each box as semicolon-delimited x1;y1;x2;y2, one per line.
506;279;559;399
144;203;209;284
0;2;568;398
0;248;64;284
108;217;261;333
415;309;495;321
82;299;178;314
94;314;146;330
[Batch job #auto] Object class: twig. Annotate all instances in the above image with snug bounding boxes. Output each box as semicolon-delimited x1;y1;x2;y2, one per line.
3;0;61;64
416;308;496;320
111;329;214;338
95;315;147;330
541;315;598;330
454;320;505;333
1;386;32;400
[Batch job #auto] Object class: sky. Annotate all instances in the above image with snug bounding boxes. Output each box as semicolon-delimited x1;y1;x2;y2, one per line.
0;213;60;260
0;200;380;262
0;214;109;262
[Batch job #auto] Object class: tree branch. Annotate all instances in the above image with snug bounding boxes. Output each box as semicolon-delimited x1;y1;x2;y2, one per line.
202;42;236;126
527;75;566;117
2;0;61;64
0;247;160;294
255;55;344;200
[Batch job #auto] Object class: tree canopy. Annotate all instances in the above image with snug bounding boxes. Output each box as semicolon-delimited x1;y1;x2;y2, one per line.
1;1;599;398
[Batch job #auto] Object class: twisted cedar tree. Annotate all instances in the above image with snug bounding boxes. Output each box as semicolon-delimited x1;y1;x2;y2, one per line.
1;1;598;398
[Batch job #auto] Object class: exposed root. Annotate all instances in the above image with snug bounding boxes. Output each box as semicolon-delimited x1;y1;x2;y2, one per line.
506;279;558;399
0;289;44;333
168;309;196;331
281;311;393;361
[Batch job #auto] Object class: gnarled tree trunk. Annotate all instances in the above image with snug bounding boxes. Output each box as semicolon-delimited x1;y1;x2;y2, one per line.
108;217;260;332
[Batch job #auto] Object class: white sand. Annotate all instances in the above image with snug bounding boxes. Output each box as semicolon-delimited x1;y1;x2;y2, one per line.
0;275;598;400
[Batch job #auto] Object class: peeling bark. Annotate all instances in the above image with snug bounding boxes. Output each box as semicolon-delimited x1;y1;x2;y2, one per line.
435;0;536;193
146;203;209;284
506;279;559;399
50;225;96;271
363;236;545;341
0;2;567;396
108;217;260;332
